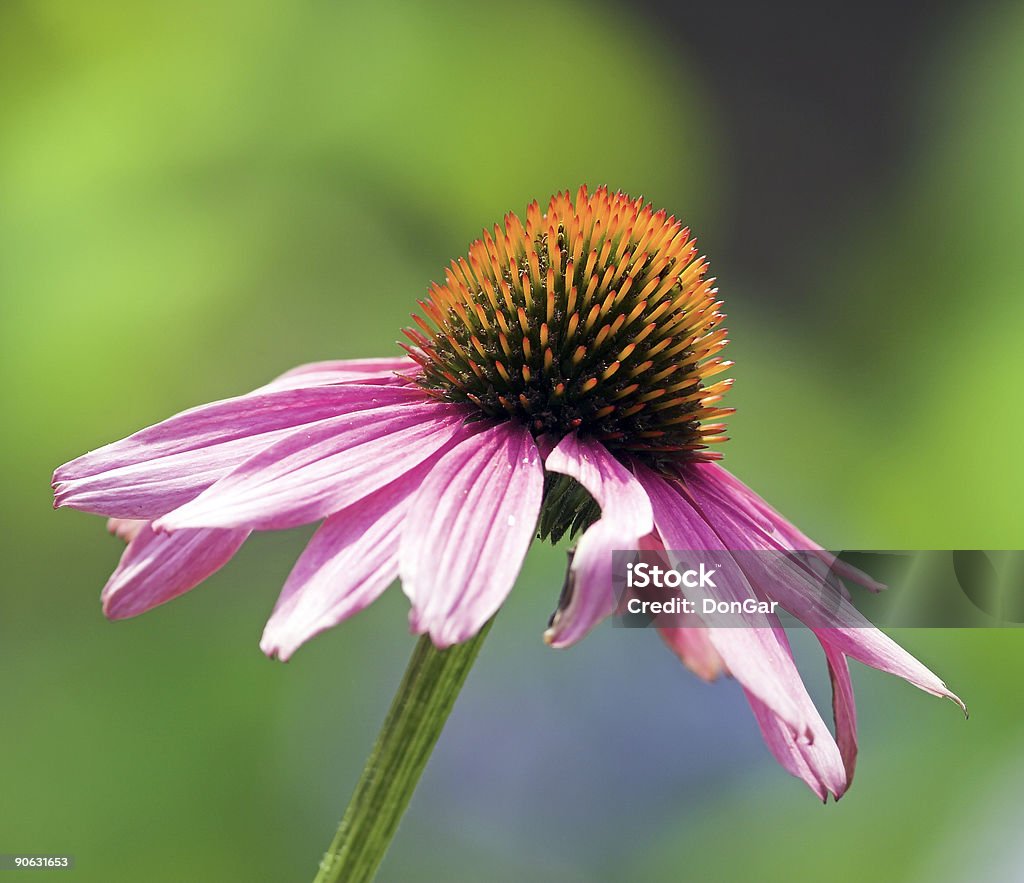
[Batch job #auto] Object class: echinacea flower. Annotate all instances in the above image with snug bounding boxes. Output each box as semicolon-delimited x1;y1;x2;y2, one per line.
53;186;961;800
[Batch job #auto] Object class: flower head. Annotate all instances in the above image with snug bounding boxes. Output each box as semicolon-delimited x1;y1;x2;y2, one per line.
53;186;961;800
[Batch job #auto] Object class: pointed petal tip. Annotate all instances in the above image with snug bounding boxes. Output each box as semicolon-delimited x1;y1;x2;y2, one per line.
101;595;137;621
259;633;291;663
542;625;567;648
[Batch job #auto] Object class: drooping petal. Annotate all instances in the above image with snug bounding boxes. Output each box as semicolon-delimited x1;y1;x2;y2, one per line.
545;432;653;532
155;401;470;532
401;422;544;648
822;642;858;786
680;467;965;711
256;357;419;393
692;462;884;592
544;434;655;646
744;686;848;802
260;461;435;661
634;463;817;739
101;522;249;619
53;384;423;520
741;610;849;800
544;519;623;647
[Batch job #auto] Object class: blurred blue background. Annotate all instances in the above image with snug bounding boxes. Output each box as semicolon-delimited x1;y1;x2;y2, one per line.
2;1;1023;880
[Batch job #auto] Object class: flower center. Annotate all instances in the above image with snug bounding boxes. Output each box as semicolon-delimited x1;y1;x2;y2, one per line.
405;187;733;468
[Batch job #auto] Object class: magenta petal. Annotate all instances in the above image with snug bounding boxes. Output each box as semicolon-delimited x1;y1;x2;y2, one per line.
260;463;434;661
681;469;965;710
544;435;655;647
822;642;858;787
545;432;653;532
742;613;848;800
155;402;469;532
53;384;422;520
101;522;249;619
692;463;884;592
634;463;816;738
745;686;848;801
256;357;419;393
401;422;544;648
544;519;622;647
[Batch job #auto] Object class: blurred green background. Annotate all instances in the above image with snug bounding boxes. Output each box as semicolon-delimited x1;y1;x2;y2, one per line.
2;1;1023;880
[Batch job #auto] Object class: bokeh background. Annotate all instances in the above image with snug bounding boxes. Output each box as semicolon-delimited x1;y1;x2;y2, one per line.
3;1;1023;880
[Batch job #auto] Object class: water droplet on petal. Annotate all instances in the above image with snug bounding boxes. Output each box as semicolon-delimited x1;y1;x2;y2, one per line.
507;515;517;527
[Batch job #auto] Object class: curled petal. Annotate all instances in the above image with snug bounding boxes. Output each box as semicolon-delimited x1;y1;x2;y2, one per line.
544;435;655;646
545;519;623;647
546;432;653;533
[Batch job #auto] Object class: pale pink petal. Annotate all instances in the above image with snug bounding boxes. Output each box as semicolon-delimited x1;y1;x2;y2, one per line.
256;357;419;393
101;522;249;619
823;642;858;786
260;462;435;661
634;463;816;739
745;688;847;801
155;402;470;532
544;519;624;647
401;422;544;648
544;434;655;646
545;433;653;532
680;468;965;711
741;612;848;800
53;384;423;519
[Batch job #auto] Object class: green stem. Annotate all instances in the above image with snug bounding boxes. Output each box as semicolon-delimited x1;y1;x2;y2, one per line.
313;618;494;883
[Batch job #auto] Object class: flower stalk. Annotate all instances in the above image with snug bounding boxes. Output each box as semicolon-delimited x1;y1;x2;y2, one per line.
314;618;494;883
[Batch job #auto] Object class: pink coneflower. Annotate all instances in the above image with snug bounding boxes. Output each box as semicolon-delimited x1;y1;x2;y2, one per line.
53;186;961;800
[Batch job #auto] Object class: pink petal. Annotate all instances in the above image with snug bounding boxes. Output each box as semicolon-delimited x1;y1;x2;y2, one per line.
680;468;965;711
256;357;419;393
155;402;470;532
544;519;624;647
745;687;847;801
401;422;544;648
260;462;434;661
545;433;653;532
693;463;884;592
742;612;848;800
634;463;817;739
101;522;249;619
544;434;655;647
822;642;858;787
54;383;422;520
